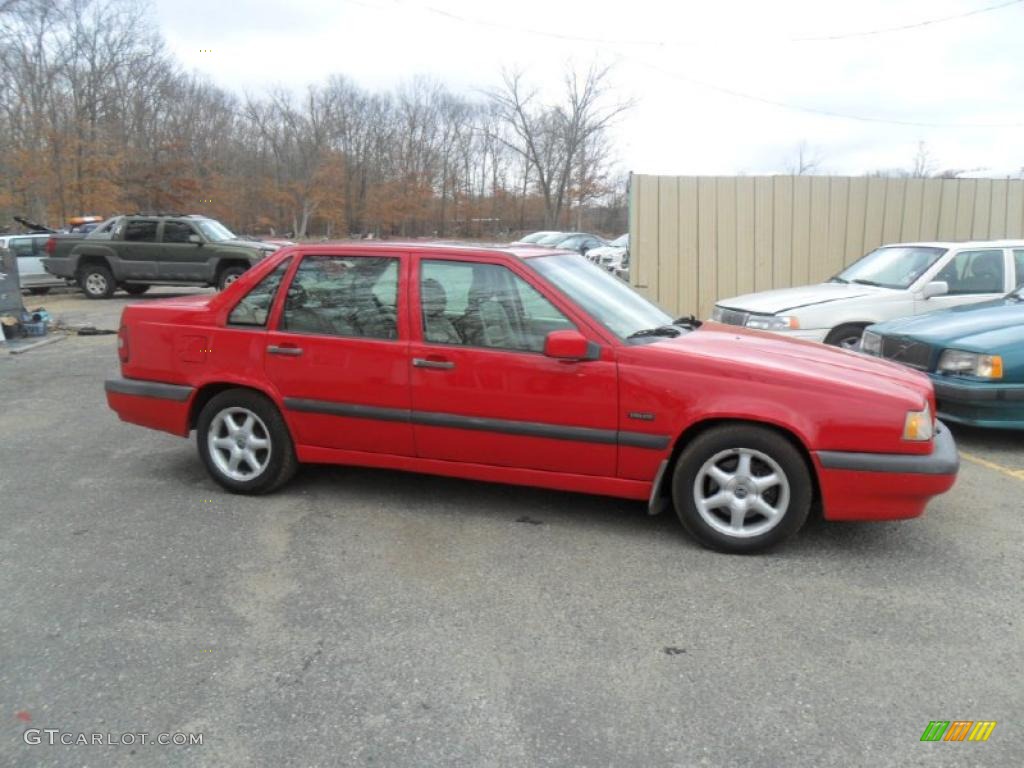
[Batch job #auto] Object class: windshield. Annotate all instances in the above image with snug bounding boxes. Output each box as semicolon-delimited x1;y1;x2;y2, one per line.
529;253;672;339
834;246;946;289
536;232;568;246
610;234;628;247
196;219;237;242
518;232;552;243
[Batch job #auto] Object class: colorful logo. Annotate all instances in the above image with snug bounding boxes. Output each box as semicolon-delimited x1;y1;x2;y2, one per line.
920;721;997;742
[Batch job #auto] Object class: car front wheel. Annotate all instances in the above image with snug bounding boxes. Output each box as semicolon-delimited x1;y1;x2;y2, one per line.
671;424;811;553
824;323;868;350
196;389;297;494
78;264;115;299
217;266;247;291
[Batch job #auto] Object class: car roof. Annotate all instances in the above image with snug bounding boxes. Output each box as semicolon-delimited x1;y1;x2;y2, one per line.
880;240;1024;249
288;241;571;260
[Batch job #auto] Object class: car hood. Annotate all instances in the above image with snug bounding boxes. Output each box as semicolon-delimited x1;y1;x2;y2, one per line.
646;323;931;405
717;282;884;315
219;238;277;252
870;297;1024;349
588;245;625;256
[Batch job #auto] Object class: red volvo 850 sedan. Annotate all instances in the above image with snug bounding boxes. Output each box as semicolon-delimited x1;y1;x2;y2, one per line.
105;243;958;553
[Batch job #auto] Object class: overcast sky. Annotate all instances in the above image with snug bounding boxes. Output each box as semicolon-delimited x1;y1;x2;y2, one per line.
153;0;1024;177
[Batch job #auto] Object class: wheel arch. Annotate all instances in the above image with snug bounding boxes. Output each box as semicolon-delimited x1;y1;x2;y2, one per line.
188;381;284;431
653;417;821;515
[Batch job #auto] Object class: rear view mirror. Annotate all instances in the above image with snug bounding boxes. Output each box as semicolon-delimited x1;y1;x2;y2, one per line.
544;330;598;361
922;280;948;299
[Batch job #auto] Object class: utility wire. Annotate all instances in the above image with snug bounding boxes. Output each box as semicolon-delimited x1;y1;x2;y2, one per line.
368;0;1024;47
347;0;1024;129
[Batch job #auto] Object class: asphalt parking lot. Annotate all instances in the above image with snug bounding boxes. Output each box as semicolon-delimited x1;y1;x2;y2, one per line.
2;290;1022;767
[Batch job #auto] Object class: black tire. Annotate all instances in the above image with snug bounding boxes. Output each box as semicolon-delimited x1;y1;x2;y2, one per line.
217;265;247;291
196;388;298;494
28;287;51;295
123;284;150;296
671;424;812;554
78;263;116;299
824;323;868;350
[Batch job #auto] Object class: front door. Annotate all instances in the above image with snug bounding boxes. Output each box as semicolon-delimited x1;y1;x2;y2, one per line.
159;220;207;280
917;248;1011;313
409;255;618;477
262;251;415;456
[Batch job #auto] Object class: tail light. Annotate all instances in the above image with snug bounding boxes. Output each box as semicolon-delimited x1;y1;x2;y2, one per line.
45;237;56;255
117;323;129;362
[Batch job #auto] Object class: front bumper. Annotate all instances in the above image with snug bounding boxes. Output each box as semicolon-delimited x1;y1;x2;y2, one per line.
813;421;958;520
930;376;1024;429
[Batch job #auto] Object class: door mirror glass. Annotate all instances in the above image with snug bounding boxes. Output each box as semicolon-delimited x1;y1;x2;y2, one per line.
188;234;202;244
921;280;949;299
543;330;595;360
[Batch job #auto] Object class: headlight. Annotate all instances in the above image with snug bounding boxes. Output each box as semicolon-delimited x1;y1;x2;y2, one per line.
902;403;934;441
745;315;800;331
860;330;882;355
711;307;724;322
937;349;1003;379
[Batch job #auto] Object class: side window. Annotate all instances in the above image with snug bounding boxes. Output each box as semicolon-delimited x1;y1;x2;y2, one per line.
9;237;36;257
228;259;291;326
280;255;398;340
162;221;196;244
421;260;574;352
124;219;158;243
934;249;1004;295
1014;250;1024;288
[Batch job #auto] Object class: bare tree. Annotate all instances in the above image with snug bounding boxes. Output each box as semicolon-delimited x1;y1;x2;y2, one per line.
486;64;632;228
786;141;825;175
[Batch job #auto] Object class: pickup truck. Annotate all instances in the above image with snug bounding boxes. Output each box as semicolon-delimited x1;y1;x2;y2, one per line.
42;214;279;298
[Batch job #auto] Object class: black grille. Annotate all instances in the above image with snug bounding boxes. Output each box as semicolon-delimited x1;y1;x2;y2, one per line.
880;336;932;370
717;307;749;327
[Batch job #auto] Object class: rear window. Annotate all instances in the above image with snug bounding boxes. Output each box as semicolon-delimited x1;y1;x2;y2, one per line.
1014;250;1024;289
228;259;292;326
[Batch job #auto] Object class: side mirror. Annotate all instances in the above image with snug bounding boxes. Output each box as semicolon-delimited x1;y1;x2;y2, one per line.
188;234;202;245
921;280;948;299
544;330;598;361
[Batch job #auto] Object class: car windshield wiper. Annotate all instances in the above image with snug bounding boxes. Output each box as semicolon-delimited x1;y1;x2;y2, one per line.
850;278;884;287
829;276;848;284
627;316;702;339
627;325;683;339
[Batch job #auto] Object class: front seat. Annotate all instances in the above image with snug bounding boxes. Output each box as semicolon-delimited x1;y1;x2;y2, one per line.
421;278;461;344
281;283;335;335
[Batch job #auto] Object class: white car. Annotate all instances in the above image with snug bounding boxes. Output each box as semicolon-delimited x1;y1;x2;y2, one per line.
0;233;65;294
587;233;629;272
711;240;1024;349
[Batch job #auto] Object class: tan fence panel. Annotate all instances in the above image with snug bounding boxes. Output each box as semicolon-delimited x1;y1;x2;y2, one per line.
631;174;1024;317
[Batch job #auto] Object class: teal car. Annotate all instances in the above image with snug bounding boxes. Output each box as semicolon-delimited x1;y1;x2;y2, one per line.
861;285;1024;429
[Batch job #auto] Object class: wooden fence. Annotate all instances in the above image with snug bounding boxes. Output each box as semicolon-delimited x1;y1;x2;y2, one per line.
628;174;1024;317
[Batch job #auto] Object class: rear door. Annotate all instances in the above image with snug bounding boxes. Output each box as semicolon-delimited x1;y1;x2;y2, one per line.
118;218;162;280
408;254;618;476
262;250;415;456
159;220;207;280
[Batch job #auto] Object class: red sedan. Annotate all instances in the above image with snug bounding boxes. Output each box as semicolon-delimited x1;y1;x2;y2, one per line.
105;243;958;553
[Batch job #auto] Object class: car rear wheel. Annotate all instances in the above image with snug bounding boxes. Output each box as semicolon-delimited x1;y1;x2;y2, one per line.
78;264;115;299
824;323;868;350
217;266;247;291
671;424;811;553
123;284;150;295
196;389;297;494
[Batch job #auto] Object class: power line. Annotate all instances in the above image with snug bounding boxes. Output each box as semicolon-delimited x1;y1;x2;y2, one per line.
361;0;1024;48
793;0;1024;42
633;58;1024;129
348;0;1024;129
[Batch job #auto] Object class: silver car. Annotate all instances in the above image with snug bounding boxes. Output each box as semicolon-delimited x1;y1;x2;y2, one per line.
0;233;65;294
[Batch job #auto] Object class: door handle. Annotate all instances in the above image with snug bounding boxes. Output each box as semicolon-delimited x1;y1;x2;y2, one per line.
267;345;303;357
412;357;455;370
